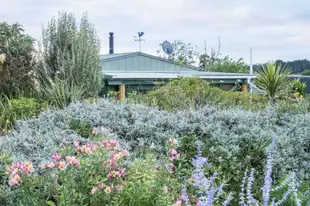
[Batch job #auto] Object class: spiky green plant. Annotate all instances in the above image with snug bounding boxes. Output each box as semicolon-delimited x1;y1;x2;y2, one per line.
255;62;291;101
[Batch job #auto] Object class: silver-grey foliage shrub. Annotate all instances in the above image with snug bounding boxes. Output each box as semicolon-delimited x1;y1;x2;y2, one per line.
0;100;309;182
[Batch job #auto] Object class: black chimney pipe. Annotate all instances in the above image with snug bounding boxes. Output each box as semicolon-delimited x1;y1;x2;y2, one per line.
109;32;114;54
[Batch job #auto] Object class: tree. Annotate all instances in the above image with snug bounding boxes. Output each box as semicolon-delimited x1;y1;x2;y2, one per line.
36;11;103;107
157;40;198;66
255;62;291;101
0;22;35;97
301;70;310;76
199;38;248;73
254;59;310;74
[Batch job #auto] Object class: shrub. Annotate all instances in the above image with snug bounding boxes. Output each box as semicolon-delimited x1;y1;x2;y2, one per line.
0;101;309;201
141;77;268;111
0;98;47;132
289;78;307;96
36;11;103;107
301;70;310;76
0;22;35;97
255;62;291;101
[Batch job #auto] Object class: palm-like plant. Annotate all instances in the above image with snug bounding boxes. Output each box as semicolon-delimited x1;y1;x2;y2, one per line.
255;62;291;101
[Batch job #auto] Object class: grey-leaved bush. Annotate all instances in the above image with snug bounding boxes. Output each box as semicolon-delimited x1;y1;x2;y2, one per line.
0;100;309;184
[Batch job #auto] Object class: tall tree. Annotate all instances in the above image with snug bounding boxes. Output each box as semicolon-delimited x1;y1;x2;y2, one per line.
157;40;198;66
36;11;102;106
0;22;35;97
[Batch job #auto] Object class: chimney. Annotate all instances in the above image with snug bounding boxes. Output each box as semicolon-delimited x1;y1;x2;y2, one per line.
109;32;114;54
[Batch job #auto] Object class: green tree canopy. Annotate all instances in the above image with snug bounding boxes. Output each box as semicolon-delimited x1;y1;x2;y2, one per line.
0;22;35;97
157;40;198;66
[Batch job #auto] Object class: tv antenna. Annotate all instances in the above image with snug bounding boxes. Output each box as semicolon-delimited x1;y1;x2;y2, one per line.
134;32;145;52
162;40;173;55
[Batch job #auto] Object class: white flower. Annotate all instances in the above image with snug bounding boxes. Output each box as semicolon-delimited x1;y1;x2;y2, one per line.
0;53;6;64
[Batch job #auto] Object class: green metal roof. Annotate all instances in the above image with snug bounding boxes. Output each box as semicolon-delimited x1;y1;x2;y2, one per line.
100;52;199;72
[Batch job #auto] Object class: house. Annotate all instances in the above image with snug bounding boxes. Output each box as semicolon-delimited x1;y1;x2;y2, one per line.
100;33;256;99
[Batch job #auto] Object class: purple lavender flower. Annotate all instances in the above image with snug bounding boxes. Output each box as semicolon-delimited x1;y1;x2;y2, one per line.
262;137;276;206
247;168;258;206
239;169;248;206
222;192;233;206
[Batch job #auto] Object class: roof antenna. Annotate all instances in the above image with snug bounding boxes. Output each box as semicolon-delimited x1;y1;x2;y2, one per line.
134;32;145;52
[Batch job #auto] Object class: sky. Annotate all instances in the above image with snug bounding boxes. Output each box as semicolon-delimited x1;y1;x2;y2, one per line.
1;0;310;63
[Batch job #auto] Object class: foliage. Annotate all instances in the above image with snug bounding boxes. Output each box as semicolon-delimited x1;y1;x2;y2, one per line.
289;78;307;96
301;69;310;76
39;77;86;108
157;40;198;66
36;11;102;106
0;98;47;133
1;100;309;187
0;22;35;97
200;54;248;73
141;77;268;111
255;59;310;74
199;38;248;73
114;154;181;206
2;139;131;205
255;62;291;101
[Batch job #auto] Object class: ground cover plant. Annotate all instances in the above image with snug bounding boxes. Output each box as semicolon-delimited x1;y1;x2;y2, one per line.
0;99;309;205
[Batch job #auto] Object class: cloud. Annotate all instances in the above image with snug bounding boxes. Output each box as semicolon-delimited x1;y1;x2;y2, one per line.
1;0;310;63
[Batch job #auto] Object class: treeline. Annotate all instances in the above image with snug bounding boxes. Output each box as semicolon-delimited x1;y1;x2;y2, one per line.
254;59;310;74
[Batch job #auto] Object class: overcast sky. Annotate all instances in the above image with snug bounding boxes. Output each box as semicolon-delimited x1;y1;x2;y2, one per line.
1;0;310;63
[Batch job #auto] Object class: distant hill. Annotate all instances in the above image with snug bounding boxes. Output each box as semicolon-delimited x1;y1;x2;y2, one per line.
254;59;310;74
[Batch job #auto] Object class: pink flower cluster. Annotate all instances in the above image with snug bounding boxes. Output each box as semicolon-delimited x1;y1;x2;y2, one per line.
107;169;125;179
167;138;181;173
105;150;129;168
40;153;80;170
6;161;34;186
102;139;119;149
76;143;99;154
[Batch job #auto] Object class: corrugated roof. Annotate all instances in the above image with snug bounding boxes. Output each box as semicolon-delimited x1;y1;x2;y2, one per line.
100;52;138;60
104;71;256;80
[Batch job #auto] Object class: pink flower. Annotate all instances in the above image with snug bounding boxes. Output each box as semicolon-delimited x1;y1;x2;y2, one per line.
102;139;118;149
168;138;177;145
115;184;123;191
107;169;125;179
91;129;97;135
98;183;104;189
169;149;180;161
47;162;55;168
58;161;67;170
51;153;62;161
9;174;21;186
73;139;80;147
122;150;129;156
91;187;98;194
104;186;112;193
169;163;175;170
65;156;80;168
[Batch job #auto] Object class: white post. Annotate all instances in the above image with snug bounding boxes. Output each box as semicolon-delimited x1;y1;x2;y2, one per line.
249;47;253;93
